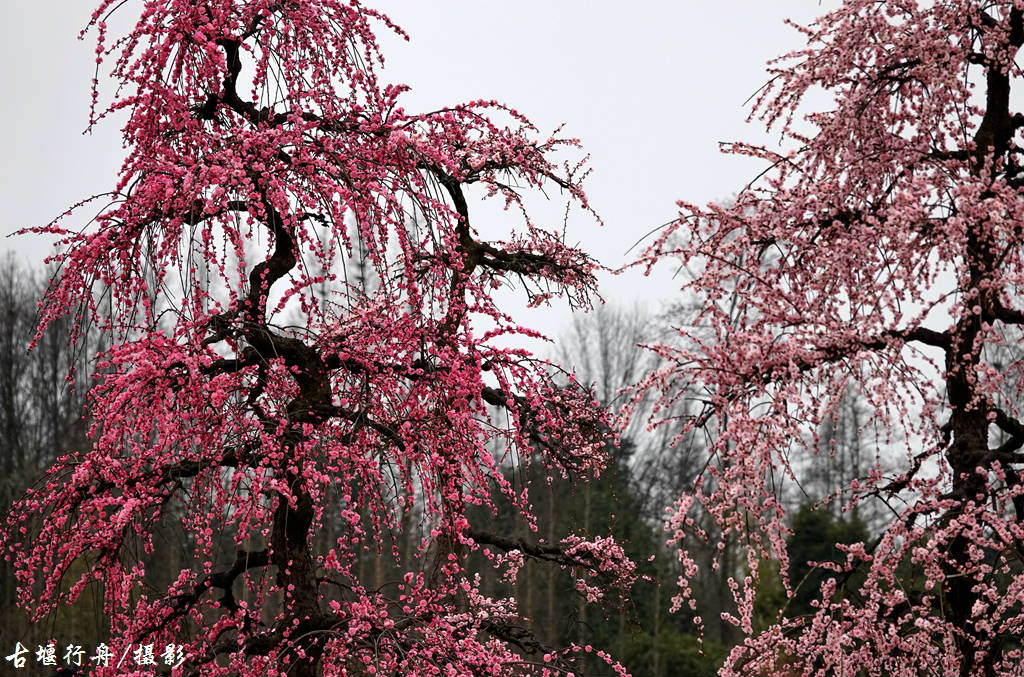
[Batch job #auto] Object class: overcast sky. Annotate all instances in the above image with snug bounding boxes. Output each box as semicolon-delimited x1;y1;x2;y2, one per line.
0;2;835;344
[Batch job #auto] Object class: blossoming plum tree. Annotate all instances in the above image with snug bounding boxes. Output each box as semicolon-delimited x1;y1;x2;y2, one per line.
1;2;639;676
641;1;1024;675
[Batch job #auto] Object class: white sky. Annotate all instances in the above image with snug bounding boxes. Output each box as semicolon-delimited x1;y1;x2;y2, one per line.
0;1;834;343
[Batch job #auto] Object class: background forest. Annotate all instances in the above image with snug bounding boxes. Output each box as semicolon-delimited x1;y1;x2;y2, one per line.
0;252;879;676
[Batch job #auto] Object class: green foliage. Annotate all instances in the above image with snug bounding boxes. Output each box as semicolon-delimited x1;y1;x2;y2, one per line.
617;629;725;677
786;502;869;617
753;558;787;634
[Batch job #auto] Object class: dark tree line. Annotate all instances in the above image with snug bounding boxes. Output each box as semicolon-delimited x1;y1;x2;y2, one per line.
0;253;103;653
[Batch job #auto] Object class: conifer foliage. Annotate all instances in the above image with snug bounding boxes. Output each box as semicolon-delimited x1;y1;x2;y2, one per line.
2;2;638;675
643;2;1024;675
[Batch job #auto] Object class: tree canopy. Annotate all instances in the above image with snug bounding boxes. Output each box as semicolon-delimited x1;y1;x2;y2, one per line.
1;2;640;675
641;2;1024;675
